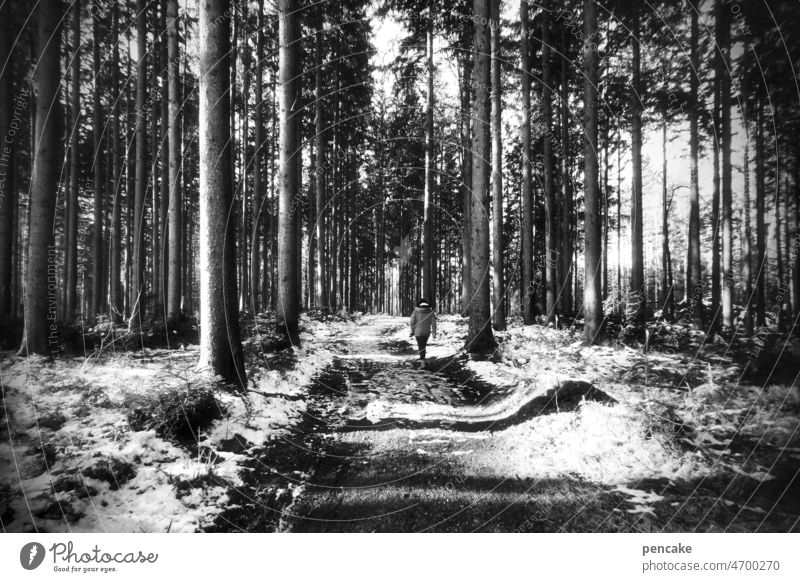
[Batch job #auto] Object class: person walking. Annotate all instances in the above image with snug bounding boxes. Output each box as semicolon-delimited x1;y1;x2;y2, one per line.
409;298;437;366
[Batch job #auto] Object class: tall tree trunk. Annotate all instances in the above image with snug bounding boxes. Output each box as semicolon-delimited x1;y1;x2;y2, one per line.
629;4;645;325
251;0;265;313
661;114;672;320
0;0;14;319
240;3;251;313
198;0;246;387
65;0;80;321
583;0;603;344
91;5;105;318
719;0;733;330
602;104;609;301
158;7;169;314
519;0;533;325
755;97;765;327
466;0;496;353
616;133;622;314
277;0;301;344
710;0;722;332
793;154;799;329
742;44;753;336
422;2;435;304
781;173;791;321
775;172;792;332
314;10;327;309
151;23;162;316
559;28;572;316
125;35;133;318
109;5;122;322
541;1;556;323
129;0;147;331
687;0;703;329
490;0;505;330
19;0;62;355
460;49;473;315
166;0;182;323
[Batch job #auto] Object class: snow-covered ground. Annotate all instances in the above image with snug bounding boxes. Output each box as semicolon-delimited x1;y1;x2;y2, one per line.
2;312;798;532
0;313;352;532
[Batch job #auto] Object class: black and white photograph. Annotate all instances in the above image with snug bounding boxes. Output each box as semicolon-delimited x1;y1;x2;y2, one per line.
0;0;799;573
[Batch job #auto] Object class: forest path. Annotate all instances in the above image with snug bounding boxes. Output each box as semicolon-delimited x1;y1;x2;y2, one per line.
210;316;541;532
208;317;800;533
275;316;532;533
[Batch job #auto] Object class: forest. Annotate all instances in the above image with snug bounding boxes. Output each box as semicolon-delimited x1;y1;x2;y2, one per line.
0;0;799;533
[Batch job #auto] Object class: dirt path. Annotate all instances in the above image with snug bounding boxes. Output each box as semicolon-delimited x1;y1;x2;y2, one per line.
208;317;800;533
210;317;621;532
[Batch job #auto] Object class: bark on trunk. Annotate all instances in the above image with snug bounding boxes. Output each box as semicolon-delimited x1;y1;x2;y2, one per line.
466;0;496;353
422;3;435;304
542;2;556;323
65;0;80;321
91;5;105;319
719;0;733;330
129;0;147;331
687;0;703;329
109;5;122;322
0;0;14;319
19;0;62;356
167;0;182;323
490;0;504;330
519;0;533;325
251;0;265;313
583;0;603;344
629;4;645;325
198;0;246;387
277;0;301;344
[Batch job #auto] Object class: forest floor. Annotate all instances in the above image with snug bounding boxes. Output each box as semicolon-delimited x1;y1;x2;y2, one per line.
1;312;799;532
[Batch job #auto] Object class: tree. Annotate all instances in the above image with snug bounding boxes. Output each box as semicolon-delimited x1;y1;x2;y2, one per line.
629;3;645;325
109;3;123;322
541;0;556;323
252;0;266;313
198;0;246;387
129;0;148;331
65;0;80;321
277;0;301;344
710;0;722;333
559;26;573;316
583;0;603;344
460;26;473;315
519;0;533;325
166;0;182;323
91;2;105;318
0;0;13;319
19;0;62;356
490;0;505;331
742;44;753;336
686;0;702;329
313;6;327;309
465;0;496;353
755;96;765;327
719;0;733;330
422;0;435;304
